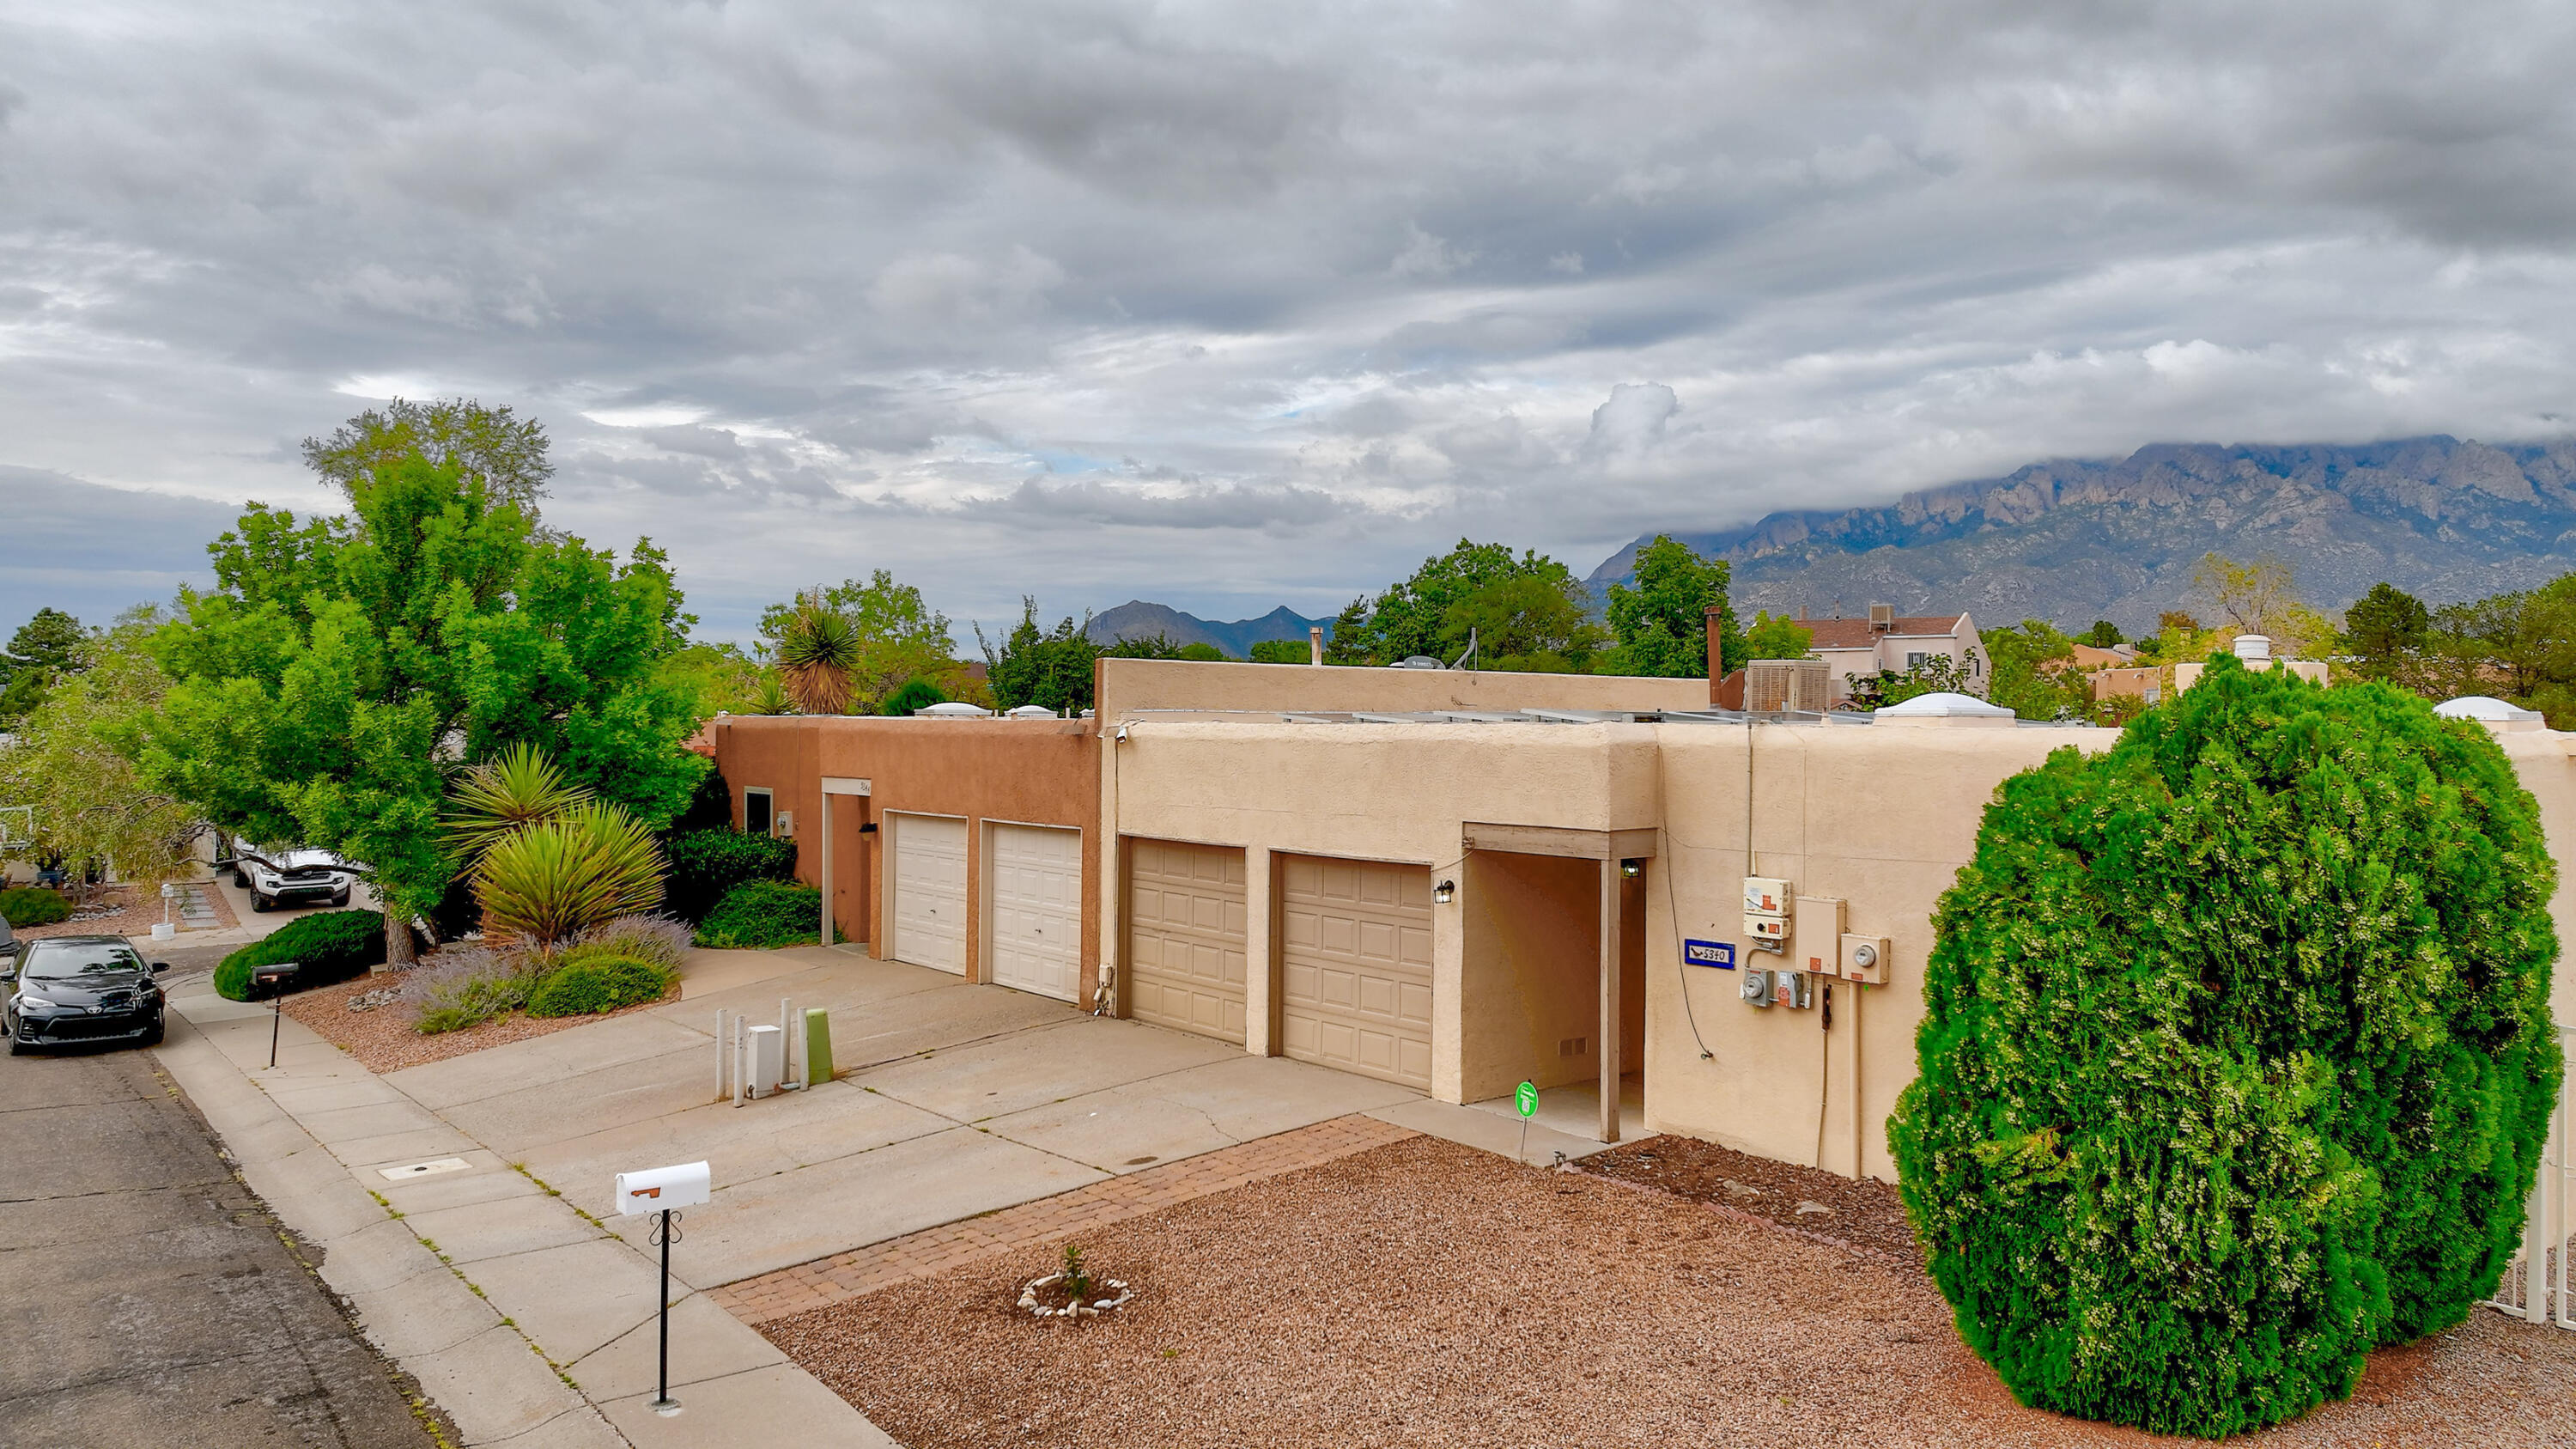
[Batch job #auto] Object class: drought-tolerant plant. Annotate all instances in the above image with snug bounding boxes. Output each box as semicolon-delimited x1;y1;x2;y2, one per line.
443;742;593;868
562;913;691;973
694;879;823;949
0;886;70;928
213;909;390;1001
662;828;796;923
526;954;673;1018
472;801;665;950
1887;660;2561;1437
774;591;863;715
1059;1243;1093;1303
402;947;538;1033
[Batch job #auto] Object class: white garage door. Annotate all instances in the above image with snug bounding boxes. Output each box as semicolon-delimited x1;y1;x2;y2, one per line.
989;824;1082;1002
1127;839;1247;1044
1280;855;1432;1089
890;814;967;974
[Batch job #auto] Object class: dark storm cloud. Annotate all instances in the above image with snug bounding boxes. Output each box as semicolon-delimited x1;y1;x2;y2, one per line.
5;1;2576;638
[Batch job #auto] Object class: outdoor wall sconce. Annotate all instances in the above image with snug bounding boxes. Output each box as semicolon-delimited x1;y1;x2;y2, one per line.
1619;859;1643;879
858;822;878;834
1433;879;1455;904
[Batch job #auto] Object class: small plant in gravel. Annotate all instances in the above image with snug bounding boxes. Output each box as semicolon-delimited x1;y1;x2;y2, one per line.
1060;1244;1093;1301
1018;1242;1132;1319
562;912;691;972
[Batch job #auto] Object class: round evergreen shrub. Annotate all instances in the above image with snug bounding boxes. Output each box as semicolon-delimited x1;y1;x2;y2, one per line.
1888;660;2562;1437
526;955;673;1018
878;677;947;715
694;879;823;950
214;910;389;1001
663;829;797;923
0;886;71;928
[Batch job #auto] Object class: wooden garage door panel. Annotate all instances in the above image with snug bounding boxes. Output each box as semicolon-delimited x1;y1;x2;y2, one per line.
991;824;1081;1003
1280;855;1431;1089
1126;839;1247;1044
891;814;967;974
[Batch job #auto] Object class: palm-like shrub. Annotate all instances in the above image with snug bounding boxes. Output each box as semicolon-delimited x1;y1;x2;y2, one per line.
1888;661;2561;1437
443;742;593;868
472;801;666;950
775;593;861;715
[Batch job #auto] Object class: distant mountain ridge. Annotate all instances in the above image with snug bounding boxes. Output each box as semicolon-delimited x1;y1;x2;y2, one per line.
1585;435;2576;632
1084;600;1330;656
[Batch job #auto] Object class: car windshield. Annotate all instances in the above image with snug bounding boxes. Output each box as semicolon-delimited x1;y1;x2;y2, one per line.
21;941;144;980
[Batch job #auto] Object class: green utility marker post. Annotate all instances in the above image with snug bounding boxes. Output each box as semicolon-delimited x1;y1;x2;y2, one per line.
1515;1080;1538;1165
801;1008;834;1087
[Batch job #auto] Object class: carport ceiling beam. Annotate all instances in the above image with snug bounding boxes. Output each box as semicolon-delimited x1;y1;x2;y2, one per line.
1461;823;1657;861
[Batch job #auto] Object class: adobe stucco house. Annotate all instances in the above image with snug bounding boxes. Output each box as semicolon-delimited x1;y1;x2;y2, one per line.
711;656;2576;1188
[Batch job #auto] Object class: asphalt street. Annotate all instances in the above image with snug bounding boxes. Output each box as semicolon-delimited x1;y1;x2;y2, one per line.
0;963;446;1449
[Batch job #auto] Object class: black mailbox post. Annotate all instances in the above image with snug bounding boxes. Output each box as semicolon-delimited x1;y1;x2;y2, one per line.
254;962;299;1068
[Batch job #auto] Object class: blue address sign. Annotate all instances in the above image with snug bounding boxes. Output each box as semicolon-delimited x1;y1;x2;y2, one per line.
1683;938;1736;970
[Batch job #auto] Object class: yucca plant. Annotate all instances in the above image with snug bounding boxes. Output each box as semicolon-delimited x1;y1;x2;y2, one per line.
472;801;667;951
774;592;862;715
442;742;593;868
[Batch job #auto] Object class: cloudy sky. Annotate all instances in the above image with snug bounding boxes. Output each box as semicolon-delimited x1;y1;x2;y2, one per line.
6;0;2575;643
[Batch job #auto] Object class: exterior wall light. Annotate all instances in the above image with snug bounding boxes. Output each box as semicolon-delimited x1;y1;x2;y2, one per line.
1433;879;1455;904
1619;859;1643;879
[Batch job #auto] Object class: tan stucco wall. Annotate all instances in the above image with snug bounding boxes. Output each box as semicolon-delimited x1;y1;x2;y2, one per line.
1461;850;1602;1101
710;715;1102;993
1096;656;1711;719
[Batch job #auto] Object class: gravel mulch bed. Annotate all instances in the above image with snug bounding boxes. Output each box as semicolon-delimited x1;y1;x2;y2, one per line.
1578;1134;1920;1261
13;886;155;941
763;1135;2576;1449
279;965;677;1075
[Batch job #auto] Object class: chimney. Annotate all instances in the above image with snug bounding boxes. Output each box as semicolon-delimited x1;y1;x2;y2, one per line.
1868;603;1894;635
1795;605;1808;623
1309;625;1324;666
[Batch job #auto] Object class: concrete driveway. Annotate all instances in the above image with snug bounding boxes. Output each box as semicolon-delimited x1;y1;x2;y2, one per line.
382;946;1423;1286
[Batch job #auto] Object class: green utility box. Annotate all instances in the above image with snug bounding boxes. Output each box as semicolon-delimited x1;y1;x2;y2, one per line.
802;1007;834;1086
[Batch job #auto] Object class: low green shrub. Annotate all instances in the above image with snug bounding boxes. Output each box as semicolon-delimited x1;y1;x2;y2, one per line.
526;955;674;1018
695;879;822;949
561;914;691;973
214;910;388;1001
0;886;70;928
878;677;947;715
664;829;796;922
1887;662;2562;1436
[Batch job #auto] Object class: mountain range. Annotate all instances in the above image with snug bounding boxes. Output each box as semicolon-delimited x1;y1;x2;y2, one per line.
1084;600;1330;656
1584;435;2576;633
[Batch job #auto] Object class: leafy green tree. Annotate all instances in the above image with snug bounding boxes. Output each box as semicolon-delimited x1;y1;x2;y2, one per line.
1741;610;1814;661
0;609;204;892
1337;540;1587;666
653;642;772;718
142;453;705;965
301;398;553;514
1248;638;1312;665
1889;662;2561;1436
977;600;1105;715
1981;620;2092;721
1098;634;1225;661
2343;582;2431;685
0;607;90;726
2078;619;2124;648
756;569;965;710
1443;571;1604;671
1604;535;1734;677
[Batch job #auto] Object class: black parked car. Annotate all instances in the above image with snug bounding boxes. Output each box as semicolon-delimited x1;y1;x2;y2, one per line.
3;935;169;1054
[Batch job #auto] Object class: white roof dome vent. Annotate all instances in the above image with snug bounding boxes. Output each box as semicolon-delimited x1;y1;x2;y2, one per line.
915;702;994;717
1874;691;2017;728
2433;696;2543;732
1003;704;1057;720
2232;634;2273;662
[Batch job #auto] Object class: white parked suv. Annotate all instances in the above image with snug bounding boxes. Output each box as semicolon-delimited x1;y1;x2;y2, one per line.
231;847;359;913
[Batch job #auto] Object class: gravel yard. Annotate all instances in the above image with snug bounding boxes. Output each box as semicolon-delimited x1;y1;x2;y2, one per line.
1578;1134;1919;1260
281;965;675;1074
763;1135;2576;1449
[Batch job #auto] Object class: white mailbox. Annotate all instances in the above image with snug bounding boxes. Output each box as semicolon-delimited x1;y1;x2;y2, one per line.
614;1161;711;1216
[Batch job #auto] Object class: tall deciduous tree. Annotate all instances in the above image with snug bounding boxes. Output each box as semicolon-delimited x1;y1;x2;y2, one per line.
0;607;90;726
0;609;205;892
301;398;553;514
1605;534;1735;677
1741;610;1814;661
2343;582;2431;685
143;454;704;965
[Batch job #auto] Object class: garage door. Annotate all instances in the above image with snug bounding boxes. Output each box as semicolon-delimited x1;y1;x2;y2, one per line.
990;824;1081;1002
1280;855;1432;1089
890;814;966;974
1126;839;1247;1044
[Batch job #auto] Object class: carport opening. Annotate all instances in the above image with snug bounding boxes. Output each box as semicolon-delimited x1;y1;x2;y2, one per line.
1460;850;1644;1142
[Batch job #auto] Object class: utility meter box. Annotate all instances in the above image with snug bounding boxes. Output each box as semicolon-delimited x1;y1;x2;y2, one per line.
1771;970;1814;1009
1740;968;1774;1007
1746;914;1789;947
613;1160;711;1215
1840;934;1893;986
1795;897;1846;975
1741;877;1794;915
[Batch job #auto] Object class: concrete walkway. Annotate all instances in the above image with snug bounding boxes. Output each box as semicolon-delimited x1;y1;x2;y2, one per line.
153;944;1632;1445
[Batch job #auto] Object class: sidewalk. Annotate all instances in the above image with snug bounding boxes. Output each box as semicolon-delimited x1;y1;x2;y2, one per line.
155;980;895;1448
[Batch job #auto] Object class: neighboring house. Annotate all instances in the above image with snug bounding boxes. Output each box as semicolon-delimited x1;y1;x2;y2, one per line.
2068;642;2136;669
1798;605;1988;704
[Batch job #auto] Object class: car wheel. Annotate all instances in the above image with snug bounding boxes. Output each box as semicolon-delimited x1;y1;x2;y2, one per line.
141;1020;165;1047
252;893;272;913
331;890;349;907
7;1028;27;1056
234;867;248;888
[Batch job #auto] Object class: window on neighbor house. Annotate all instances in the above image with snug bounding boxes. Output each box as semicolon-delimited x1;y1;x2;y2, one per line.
743;788;774;836
1907;651;1931;670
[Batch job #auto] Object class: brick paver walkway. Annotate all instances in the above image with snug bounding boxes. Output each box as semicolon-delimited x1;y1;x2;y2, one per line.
713;1112;1419;1324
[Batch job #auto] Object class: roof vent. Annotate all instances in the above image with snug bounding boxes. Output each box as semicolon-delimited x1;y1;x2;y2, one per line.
915;702;994;717
1003;705;1056;720
1391;655;1445;670
2433;696;2544;732
1868;603;1894;633
2232;634;2272;662
1874;691;2016;728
